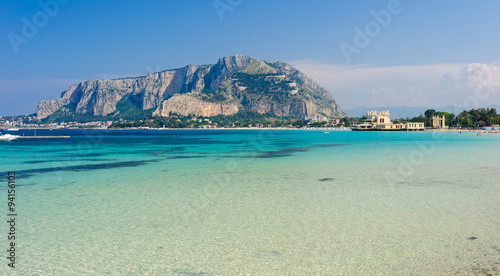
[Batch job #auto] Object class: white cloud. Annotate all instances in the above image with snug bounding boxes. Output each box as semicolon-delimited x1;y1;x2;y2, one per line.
289;60;463;109
438;63;500;107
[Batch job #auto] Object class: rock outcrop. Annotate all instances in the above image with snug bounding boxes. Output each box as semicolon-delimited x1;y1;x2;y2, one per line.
36;55;346;120
153;93;241;117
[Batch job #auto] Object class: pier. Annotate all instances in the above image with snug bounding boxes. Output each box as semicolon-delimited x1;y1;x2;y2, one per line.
17;136;70;139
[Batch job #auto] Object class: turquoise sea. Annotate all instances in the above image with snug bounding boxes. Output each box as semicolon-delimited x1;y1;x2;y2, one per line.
1;129;499;275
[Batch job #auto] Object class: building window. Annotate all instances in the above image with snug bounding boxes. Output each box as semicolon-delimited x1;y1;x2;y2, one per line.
380;118;384;123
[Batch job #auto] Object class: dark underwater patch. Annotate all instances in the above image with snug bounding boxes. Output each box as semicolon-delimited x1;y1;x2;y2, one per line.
256;147;310;158
165;155;206;160
2;159;161;179
171;269;207;276
215;143;350;159
23;160;56;164
36;148;77;153
255;143;350;158
253;249;283;258
23;158;116;164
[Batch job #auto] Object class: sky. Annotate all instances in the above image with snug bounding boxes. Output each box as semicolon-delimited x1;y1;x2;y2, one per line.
1;0;500;116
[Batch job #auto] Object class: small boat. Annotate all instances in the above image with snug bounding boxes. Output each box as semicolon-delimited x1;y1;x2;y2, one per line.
7;128;19;131
0;133;20;141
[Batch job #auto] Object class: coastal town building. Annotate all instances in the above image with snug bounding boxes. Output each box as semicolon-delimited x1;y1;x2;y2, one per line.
305;115;329;123
353;110;424;131
432;115;447;128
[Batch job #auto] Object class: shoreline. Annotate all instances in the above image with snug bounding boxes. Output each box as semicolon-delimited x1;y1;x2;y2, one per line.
1;126;352;131
2;126;498;133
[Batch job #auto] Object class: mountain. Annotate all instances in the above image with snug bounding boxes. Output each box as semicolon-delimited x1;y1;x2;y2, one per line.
345;105;500;119
37;55;345;122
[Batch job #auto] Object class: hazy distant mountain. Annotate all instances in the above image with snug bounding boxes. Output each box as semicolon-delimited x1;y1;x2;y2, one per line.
36;55;345;122
345;105;500;119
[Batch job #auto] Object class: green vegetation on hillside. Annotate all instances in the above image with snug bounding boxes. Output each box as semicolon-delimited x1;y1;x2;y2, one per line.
42;103;111;123
198;88;227;102
113;95;155;120
232;72;303;104
109;110;308;129
41;95;155;123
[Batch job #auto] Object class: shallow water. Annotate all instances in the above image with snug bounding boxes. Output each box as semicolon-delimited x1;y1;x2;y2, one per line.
1;129;499;275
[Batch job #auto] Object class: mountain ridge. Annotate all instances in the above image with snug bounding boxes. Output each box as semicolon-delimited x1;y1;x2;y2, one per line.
36;55;345;121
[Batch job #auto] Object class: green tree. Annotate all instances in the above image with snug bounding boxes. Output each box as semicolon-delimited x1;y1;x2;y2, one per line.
424;109;437;127
309;121;327;127
410;115;426;122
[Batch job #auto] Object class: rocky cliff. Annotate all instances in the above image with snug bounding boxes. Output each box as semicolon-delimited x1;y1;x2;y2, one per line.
37;55;345;121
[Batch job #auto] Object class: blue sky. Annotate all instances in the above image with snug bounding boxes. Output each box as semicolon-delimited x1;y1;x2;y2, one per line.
1;0;500;115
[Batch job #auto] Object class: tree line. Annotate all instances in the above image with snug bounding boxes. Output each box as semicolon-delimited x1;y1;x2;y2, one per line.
392;108;499;128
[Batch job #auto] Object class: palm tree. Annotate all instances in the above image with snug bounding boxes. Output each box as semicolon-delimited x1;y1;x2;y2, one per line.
459;110;469;127
424;109;436;127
